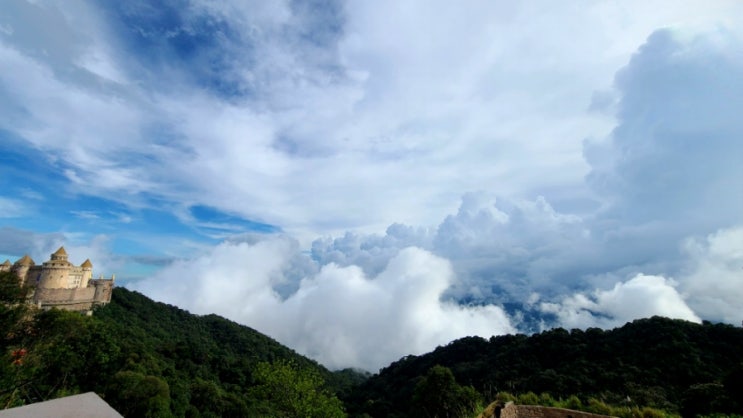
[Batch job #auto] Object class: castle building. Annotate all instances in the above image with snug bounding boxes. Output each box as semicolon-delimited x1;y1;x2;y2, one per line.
0;247;115;313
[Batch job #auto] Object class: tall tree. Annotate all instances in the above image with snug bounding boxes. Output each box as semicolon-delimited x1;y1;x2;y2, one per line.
248;360;346;417
411;365;481;418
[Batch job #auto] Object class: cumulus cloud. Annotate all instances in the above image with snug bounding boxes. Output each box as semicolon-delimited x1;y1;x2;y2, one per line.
133;237;514;371
585;28;743;242
309;192;599;308
540;274;701;329
678;226;743;324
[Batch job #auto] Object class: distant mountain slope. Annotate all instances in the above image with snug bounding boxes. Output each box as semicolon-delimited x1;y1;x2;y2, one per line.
95;287;349;416
97;286;322;378
345;317;743;417
1;279;352;417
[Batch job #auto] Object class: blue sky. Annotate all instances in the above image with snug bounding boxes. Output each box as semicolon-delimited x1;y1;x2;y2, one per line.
1;0;742;370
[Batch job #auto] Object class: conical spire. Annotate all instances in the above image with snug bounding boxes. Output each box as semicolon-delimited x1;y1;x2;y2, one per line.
14;255;35;266
81;259;93;268
50;246;69;262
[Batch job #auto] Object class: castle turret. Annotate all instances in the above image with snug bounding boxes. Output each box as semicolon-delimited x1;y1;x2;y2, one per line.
50;246;68;261
38;247;73;289
12;255;36;287
80;259;93;288
0;259;11;273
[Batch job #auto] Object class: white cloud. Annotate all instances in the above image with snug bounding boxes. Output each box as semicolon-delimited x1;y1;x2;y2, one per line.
0;198;27;218
585;28;743;234
5;0;741;238
540;274;701;329
133;237;514;371
310;192;595;305
0;227;65;258
678;226;743;324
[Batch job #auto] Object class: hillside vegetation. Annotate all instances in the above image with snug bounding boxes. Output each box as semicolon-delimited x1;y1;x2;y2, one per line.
344;317;743;417
0;273;348;417
2;269;742;418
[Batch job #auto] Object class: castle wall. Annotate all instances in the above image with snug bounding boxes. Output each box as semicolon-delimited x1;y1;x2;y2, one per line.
92;280;114;304
33;284;112;312
34;287;97;304
499;403;616;418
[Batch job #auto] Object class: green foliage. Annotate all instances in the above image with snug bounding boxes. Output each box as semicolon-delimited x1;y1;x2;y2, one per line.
346;317;743;417
105;371;172;418
0;272;31;348
494;391;516;404
0;271;27;304
515;391;539;406
3;281;742;418
328;368;373;399
411;365;481;418
562;394;582;410
0;287;358;416
681;383;735;418
248;359;345;417
585;397;614;416
185;378;249;418
0;307;121;408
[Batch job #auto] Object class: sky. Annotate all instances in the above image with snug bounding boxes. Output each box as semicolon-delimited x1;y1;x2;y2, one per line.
1;0;742;371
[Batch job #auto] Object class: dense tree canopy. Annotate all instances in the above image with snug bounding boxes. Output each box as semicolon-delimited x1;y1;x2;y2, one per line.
410;365;480;418
2;271;742;418
0;278;348;416
345;317;743;417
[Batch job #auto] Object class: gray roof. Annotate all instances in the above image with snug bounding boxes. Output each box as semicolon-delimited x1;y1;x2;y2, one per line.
0;392;122;418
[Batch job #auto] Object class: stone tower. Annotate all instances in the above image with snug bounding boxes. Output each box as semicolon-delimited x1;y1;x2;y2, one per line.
11;255;36;287
38;247;72;289
80;259;93;288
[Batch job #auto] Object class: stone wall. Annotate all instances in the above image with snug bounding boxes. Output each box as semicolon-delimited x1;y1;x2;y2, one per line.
34;287;96;303
482;402;616;418
33;283;112;313
91;279;114;303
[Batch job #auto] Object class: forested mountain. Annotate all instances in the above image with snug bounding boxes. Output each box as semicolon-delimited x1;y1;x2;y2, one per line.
344;317;743;417
0;275;350;417
3;270;743;418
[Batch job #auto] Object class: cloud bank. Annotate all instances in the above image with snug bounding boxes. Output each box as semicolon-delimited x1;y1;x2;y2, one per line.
2;2;742;370
132;26;742;369
540;274;700;329
134;238;514;371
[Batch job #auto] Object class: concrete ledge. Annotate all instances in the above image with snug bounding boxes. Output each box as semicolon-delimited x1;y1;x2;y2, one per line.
0;392;122;418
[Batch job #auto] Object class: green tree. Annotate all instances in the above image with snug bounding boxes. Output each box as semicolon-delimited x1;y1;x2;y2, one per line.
248;360;345;417
0;271;31;347
411;365;481;418
104;371;172;418
0;271;33;408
